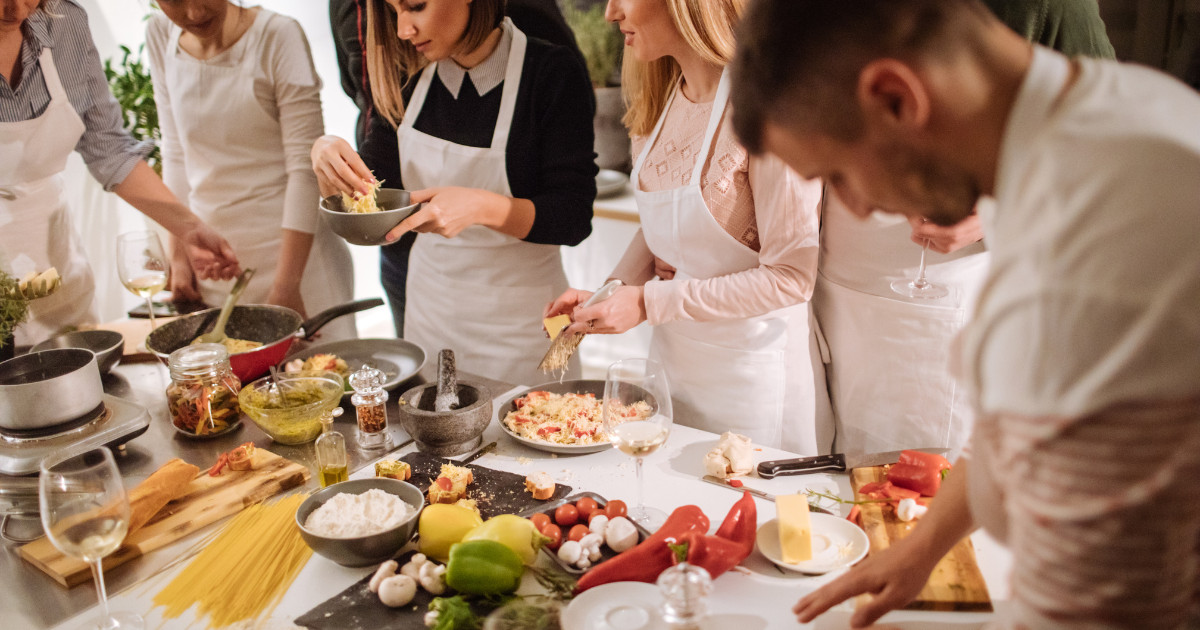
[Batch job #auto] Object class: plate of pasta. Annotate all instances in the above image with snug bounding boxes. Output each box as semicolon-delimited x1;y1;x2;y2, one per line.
498;380;655;454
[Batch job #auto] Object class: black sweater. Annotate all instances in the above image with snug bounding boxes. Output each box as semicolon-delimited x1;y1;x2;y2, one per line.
360;36;596;247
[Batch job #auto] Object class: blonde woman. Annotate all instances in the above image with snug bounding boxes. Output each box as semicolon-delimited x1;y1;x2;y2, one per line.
312;0;596;385
546;0;832;453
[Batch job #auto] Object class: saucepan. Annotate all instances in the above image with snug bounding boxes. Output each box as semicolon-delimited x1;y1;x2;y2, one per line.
0;348;104;430
144;298;384;382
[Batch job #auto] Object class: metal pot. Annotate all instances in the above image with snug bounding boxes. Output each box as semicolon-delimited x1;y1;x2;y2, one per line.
0;348;103;430
144;299;383;382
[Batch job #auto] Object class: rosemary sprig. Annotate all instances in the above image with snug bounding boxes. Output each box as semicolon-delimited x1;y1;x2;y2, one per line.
806;489;891;506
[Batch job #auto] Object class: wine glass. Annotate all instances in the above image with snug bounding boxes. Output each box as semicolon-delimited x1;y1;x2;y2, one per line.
891;238;949;299
603;358;672;531
116;231;171;329
39;447;144;630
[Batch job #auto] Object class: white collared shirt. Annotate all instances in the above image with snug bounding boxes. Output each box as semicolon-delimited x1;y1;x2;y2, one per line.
435;26;511;98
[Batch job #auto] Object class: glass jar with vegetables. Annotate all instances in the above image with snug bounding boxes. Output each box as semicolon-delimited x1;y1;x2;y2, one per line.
166;343;241;438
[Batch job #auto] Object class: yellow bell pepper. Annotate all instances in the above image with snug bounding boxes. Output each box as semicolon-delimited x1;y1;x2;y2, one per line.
461;514;551;565
418;504;483;562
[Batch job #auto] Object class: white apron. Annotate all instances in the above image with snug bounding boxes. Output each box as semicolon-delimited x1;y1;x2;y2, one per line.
0;48;96;346
637;72;833;454
159;14;354;338
814;197;990;458
400;20;575;385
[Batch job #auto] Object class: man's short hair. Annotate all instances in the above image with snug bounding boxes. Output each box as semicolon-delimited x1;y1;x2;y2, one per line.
731;0;994;152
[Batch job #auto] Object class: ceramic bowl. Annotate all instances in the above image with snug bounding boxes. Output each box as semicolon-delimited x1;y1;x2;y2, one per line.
295;478;425;567
319;189;422;246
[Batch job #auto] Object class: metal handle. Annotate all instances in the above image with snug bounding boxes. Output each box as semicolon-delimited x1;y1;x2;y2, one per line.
757;453;848;479
298;298;385;339
582;279;624;309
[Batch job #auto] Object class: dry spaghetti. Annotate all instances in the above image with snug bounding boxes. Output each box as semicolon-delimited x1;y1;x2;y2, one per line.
151;494;311;628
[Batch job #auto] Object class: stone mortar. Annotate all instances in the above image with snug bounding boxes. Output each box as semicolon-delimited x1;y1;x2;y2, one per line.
396;381;491;456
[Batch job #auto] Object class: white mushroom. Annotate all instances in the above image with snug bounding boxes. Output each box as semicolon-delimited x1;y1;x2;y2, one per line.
424;610;440;627
377;574;417;608
368;560;398;593
588;514;609;537
418;561;447;595
576;556;592;570
896;498;928;522
605;516;638;553
557;540;583;565
579;533;604;562
400;553;428;581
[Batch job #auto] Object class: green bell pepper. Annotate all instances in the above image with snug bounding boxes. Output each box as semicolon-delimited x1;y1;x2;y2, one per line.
444;539;525;596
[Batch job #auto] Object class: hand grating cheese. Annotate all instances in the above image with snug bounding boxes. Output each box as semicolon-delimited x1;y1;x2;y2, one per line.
543;314;572;340
777;494;813;563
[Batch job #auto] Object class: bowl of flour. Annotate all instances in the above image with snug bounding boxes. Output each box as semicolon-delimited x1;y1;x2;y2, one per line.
295;478;425;566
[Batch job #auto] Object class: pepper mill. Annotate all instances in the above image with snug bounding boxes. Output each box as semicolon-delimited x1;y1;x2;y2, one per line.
350;365;392;451
657;562;713;629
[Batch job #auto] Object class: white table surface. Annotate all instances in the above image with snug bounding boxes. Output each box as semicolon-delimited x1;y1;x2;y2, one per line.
56;386;1012;629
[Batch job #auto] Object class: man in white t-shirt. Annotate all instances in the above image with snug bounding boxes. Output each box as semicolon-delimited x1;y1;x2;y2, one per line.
731;0;1200;627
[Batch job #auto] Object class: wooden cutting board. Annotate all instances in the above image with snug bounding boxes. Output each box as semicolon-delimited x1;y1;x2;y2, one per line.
82;318;179;362
19;448;309;587
851;466;992;612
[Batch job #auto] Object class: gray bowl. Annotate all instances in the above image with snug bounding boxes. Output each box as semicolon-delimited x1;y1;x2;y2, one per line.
397;381;492;456
320;188;423;246
295;478;425;567
32;330;124;374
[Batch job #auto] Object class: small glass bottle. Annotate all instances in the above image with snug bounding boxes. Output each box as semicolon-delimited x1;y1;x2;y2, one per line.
350;365;392;451
314;407;348;487
657;562;713;629
166;343;241;438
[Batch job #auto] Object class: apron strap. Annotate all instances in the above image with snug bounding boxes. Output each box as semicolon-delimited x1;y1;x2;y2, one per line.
400;62;437;130
37;48;69;103
690;70;732;184
491;19;526;150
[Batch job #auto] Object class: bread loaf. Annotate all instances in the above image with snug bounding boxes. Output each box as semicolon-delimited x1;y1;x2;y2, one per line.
128;459;199;534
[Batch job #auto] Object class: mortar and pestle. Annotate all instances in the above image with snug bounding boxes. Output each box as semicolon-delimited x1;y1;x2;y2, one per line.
396;349;491;456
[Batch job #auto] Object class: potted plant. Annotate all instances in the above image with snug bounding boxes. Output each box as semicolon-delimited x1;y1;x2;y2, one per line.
562;1;630;173
103;44;162;174
0;268;61;362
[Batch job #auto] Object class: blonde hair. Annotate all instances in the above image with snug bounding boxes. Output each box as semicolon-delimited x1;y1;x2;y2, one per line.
622;0;744;137
366;0;505;126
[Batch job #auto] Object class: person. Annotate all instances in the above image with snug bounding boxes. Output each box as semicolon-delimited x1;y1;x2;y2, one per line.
325;0;586;338
0;0;239;346
313;0;596;385
814;0;1114;459
147;1;355;336
545;0;833;454
731;0;1200;627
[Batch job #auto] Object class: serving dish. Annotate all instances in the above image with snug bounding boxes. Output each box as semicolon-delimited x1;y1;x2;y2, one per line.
519;491;650;575
497;380;613;455
32;330;123;375
295;478;425;567
283;338;425;398
755;513;869;575
562;581;666;630
320;189;423;246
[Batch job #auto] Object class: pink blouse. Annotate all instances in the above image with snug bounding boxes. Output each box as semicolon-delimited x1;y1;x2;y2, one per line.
611;83;822;325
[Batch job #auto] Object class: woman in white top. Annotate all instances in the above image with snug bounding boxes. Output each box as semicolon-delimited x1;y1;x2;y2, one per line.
147;1;354;335
546;0;833;453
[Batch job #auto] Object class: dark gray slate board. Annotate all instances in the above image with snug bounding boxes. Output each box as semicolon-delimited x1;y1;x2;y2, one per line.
398;451;572;518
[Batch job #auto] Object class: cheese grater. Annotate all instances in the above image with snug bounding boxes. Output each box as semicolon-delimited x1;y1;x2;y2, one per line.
537;279;624;374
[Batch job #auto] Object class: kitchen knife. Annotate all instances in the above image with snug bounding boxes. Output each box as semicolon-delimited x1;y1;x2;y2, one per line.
700;476;833;514
757;447;949;479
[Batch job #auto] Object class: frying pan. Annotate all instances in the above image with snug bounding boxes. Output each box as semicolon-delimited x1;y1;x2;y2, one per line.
144;298;384;382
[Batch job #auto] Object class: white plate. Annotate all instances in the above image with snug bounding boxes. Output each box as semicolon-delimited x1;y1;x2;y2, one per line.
756;514;869;575
282;338;426;398
562;582;666;630
596;169;629;198
496;380;615;455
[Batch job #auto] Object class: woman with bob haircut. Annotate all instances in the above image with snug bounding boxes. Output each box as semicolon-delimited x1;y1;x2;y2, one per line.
546;0;832;453
312;0;596;384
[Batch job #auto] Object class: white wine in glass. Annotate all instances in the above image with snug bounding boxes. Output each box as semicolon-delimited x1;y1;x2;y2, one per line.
116;231;171;329
39;447;144;630
603;358;672;531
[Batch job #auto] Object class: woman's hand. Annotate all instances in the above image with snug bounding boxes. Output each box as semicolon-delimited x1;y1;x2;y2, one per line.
385;187;500;241
909;214;983;254
181;223;240;281
653;256;676;280
562;285;646;336
311;135;375;198
169;245;201;303
544;289;593;320
266;283;307;318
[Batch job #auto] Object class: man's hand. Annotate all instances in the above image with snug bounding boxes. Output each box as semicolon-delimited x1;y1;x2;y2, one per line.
168;243;201;303
181;224;240;281
909;214;983;254
266;283;307;318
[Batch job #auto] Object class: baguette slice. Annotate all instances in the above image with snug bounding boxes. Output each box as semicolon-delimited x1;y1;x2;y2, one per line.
127;458;200;534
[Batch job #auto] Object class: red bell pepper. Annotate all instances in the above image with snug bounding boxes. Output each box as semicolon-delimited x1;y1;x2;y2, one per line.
897;449;952;471
575;504;710;593
678;491;757;579
886;464;944;497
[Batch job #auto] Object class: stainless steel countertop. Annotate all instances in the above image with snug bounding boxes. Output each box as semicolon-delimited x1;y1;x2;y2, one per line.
0;356;511;629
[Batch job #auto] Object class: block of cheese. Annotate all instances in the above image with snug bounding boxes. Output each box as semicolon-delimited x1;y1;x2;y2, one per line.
543;314;572;340
777;494;813;563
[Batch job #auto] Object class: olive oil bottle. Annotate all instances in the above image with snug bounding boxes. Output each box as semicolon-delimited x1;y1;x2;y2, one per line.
314;407;349;487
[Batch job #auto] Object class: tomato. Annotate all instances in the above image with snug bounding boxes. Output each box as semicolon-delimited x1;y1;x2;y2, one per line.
575;497;600;519
540;523;563;550
727;479;744;488
605;499;628;519
529;513;551;530
435;476;453;491
568;524;591;542
555;504;579;527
